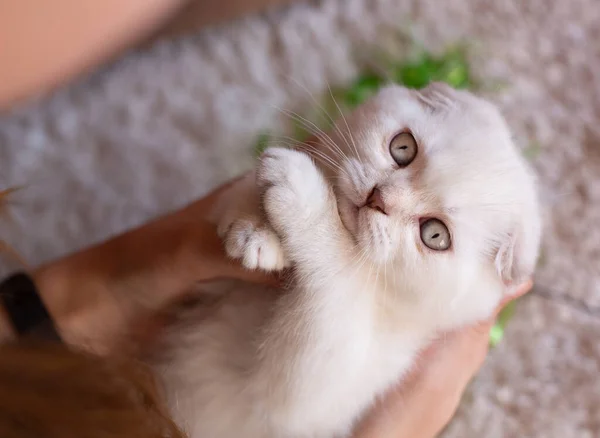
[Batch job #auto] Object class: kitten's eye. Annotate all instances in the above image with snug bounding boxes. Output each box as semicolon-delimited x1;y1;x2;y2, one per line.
389;132;418;167
420;219;451;251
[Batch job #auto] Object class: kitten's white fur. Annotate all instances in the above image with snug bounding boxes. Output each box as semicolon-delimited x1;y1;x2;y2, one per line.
154;83;541;438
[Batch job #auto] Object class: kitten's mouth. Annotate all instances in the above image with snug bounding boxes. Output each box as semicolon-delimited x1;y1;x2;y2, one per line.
336;194;395;262
350;197;388;226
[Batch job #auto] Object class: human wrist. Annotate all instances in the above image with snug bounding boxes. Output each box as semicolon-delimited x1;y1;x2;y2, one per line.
31;261;122;352
28;219;203;354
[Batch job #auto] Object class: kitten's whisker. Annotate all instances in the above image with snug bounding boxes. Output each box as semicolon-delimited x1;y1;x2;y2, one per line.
274;138;344;173
345;246;372;294
275;107;354;175
303;148;348;177
292;78;354;163
267;137;353;187
354;247;371;273
347;245;371;280
378;258;389;316
274;73;353;163
274;106;345;162
362;242;376;296
306;149;349;177
373;251;381;292
373;259;383;312
325;245;367;282
326;82;362;163
344;243;368;272
266;135;344;171
273;135;353;181
310;143;350;174
392;257;398;293
383;258;389;305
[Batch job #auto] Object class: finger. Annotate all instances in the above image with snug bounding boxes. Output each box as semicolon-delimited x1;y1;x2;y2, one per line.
385;324;491;438
216;262;281;286
462;280;533;339
403;280;536;419
421;280;534;352
493;279;533;318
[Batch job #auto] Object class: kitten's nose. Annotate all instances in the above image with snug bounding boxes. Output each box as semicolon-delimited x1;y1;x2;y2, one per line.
366;186;387;215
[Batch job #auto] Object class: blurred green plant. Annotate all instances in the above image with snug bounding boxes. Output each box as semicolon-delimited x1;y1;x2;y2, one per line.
489;301;517;347
254;132;271;157
523;142;542;160
342;46;472;108
254;46;473;156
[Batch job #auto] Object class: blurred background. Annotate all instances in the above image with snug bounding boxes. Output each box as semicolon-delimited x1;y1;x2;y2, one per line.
1;0;599;436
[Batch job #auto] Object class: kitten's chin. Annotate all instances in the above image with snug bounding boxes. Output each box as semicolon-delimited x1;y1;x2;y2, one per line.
358;213;397;265
360;236;395;266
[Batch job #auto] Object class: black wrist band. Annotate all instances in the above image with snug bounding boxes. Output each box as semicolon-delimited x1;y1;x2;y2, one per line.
0;272;61;342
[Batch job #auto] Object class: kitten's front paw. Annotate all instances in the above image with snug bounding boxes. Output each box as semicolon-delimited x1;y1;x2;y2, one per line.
257;148;332;232
219;218;289;271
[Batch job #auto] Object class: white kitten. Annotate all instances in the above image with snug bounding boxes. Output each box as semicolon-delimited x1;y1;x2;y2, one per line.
153;83;541;438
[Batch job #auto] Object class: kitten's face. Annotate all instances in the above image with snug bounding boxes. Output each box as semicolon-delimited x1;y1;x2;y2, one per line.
311;83;541;318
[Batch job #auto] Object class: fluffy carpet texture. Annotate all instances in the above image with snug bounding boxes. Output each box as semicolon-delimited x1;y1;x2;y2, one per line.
1;0;599;436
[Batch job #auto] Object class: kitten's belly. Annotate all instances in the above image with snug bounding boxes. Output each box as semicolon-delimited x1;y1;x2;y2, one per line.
153;280;276;437
152;280;422;438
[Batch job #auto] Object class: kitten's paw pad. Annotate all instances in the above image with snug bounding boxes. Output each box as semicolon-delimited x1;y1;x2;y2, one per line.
222;219;289;271
257;148;330;227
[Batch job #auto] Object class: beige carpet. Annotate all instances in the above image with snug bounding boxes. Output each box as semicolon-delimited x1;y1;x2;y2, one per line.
1;0;599;436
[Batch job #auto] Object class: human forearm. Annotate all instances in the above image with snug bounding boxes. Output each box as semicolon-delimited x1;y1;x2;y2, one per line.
29;221;222;353
1;180;274;354
30;216;210;353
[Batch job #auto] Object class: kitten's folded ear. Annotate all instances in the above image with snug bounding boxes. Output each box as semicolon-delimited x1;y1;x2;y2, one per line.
416;82;462;112
423;81;456;95
494;199;542;289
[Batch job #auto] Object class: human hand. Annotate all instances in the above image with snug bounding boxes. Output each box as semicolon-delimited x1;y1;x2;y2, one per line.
352;281;533;438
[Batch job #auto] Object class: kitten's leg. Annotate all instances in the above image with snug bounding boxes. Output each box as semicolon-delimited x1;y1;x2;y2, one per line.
256;148;355;270
252;148;374;436
212;172;289;271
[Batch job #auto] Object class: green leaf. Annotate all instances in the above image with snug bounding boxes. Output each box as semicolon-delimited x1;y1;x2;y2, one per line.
489;324;505;347
439;48;471;85
523;142;542;160
489;300;518;347
392;47;472;90
343;74;385;108
253;132;271;157
291;118;312;143
395;61;433;89
437;60;471;88
497;300;517;327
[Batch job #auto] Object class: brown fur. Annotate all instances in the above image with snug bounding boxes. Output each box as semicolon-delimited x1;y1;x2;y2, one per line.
0;341;186;438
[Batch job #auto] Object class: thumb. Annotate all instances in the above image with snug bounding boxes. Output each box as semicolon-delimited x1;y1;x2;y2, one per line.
493;279;533;318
